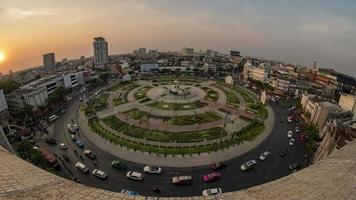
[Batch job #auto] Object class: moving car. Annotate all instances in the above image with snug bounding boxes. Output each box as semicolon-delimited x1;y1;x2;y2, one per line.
143;166;162;174
111;160;127;170
287;116;292;123
75;162;89;173
279;149;288;157
84;150;96;160
126;171;144;181
92;169;108;179
46;138;57;145
289;138;295;146
211;162;226;171
121;189;139;196
295;127;300;133
280;118;284;123
59;143;67;150
203;172;221;183
75;140;84;148
70;134;77;141
288;162;301;171
73;124;79;130
240;160;257;171
202;188;222;196
259;151;270;161
299;133;306;142
287;130;293;138
172;176;193;185
66;123;72;130
48;114;58;122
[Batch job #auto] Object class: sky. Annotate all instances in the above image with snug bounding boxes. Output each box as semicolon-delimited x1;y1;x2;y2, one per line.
0;0;355;76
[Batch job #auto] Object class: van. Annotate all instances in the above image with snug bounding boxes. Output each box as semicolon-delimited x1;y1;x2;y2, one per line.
172;176;193;185
48;114;58;122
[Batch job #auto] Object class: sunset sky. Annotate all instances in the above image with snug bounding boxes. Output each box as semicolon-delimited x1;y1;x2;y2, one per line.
0;0;355;76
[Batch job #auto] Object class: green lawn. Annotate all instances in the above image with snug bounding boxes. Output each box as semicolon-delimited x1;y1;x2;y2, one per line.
234;86;255;103
247;103;268;119
134;86;152;100
225;90;240;107
236;122;265;141
148;101;174;110
124;109;147;120
168;111;222;126
112;98;125;106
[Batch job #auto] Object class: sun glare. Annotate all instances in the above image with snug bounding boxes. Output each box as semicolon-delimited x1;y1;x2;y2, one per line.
0;52;5;63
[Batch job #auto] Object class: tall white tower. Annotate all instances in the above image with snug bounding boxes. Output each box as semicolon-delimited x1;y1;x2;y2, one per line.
93;37;109;67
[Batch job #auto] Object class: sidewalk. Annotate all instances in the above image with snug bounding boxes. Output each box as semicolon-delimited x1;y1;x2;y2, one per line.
78;105;275;168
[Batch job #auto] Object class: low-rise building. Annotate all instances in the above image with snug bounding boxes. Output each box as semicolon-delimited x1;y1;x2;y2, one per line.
180;47;194;56
140;64;159;73
338;94;356;115
0;89;8;113
248;67;268;83
225;75;234;85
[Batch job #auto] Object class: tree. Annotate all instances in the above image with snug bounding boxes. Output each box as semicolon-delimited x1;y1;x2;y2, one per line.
16;140;33;160
15;104;34;122
0;79;21;94
47;86;66;105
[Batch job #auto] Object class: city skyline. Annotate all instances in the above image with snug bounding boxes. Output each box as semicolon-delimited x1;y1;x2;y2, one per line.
0;0;356;76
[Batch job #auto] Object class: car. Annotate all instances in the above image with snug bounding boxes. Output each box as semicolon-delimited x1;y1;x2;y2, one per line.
172;176;193;185
92;169;108;179
33;144;40;150
121;189;139;196
75;162;89;173
111;160;127;170
46;138;57;145
211;162;226;170
203;172;221;182
143;166;162;174
259;151;270;161
75;140;84;148
279;149;288;157
289;138;295;146
126;171;144;181
59;143;67;150
287;117;292;123
299;133;306;142
66;123;72;129
280;118;284;123
79;97;83;102
84;150;96;160
288;162;301;171
295;127;301;133
202;188;222;196
73;124;79;130
287;130;293;138
70;134;77;141
240;160;257;171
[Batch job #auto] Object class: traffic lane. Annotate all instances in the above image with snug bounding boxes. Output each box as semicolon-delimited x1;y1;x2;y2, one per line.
45;99;308;197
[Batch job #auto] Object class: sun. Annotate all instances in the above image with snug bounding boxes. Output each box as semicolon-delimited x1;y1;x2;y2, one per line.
0;52;5;63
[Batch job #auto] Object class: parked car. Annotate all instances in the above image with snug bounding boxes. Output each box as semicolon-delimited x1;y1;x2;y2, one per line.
289;138;295;146
295;127;300;133
59;143;67;150
240;160;257;171
279;149;288;157
75;162;89;173
172;176;193;185
288;162;301;171
92;169;108;179
66;123;72;130
84;150;96;160
287;116;292;123
299;133;306;142
211;162;226;171
203;172;221;182
126;171;144;181
121;189;139;196
280;118;284;123
259;151;270;161
70;134;77;141
287;130;293;138
73;124;79;130
143;166;162;174
46;138;57;145
75;140;84;148
202;188;222;196
111;160;127;170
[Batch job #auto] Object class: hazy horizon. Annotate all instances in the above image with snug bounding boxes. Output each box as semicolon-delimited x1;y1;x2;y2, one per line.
0;0;355;76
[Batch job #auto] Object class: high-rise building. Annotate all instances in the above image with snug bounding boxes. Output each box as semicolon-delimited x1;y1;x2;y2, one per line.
180;47;194;56
93;37;109;67
43;53;56;71
313;59;317;70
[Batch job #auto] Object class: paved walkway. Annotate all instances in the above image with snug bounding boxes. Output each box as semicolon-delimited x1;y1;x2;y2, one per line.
78;104;275;167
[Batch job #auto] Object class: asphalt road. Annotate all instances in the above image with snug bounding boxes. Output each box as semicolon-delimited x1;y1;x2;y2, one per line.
35;98;308;197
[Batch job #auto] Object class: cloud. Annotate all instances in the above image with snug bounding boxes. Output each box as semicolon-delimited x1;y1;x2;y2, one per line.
0;7;55;20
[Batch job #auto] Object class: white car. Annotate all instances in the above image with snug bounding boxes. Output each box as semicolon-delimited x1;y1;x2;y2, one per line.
289;138;295;146
66;123;72;129
92;169;108;179
259;151;270;161
240;160;257;171
143;166;162;174
287;117;292;123
126;171;144;181
287;131;293;138
295;127;300;133
59;143;67;150
73;124;79;130
202;188;222;196
75;162;89;173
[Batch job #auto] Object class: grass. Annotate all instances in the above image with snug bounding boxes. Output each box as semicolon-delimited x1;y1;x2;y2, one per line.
168;111;222;126
225;90;240;107
236;121;265;141
234;86;255;103
138;98;151;103
107;81;133;92
90;119;255;155
124;109;147;120
112;98;125;106
148;101;174;110
134;86;152;100
102;115;225;143
247;103;268;119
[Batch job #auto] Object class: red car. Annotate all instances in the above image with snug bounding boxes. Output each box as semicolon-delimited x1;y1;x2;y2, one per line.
203;172;221;183
299;133;306;142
